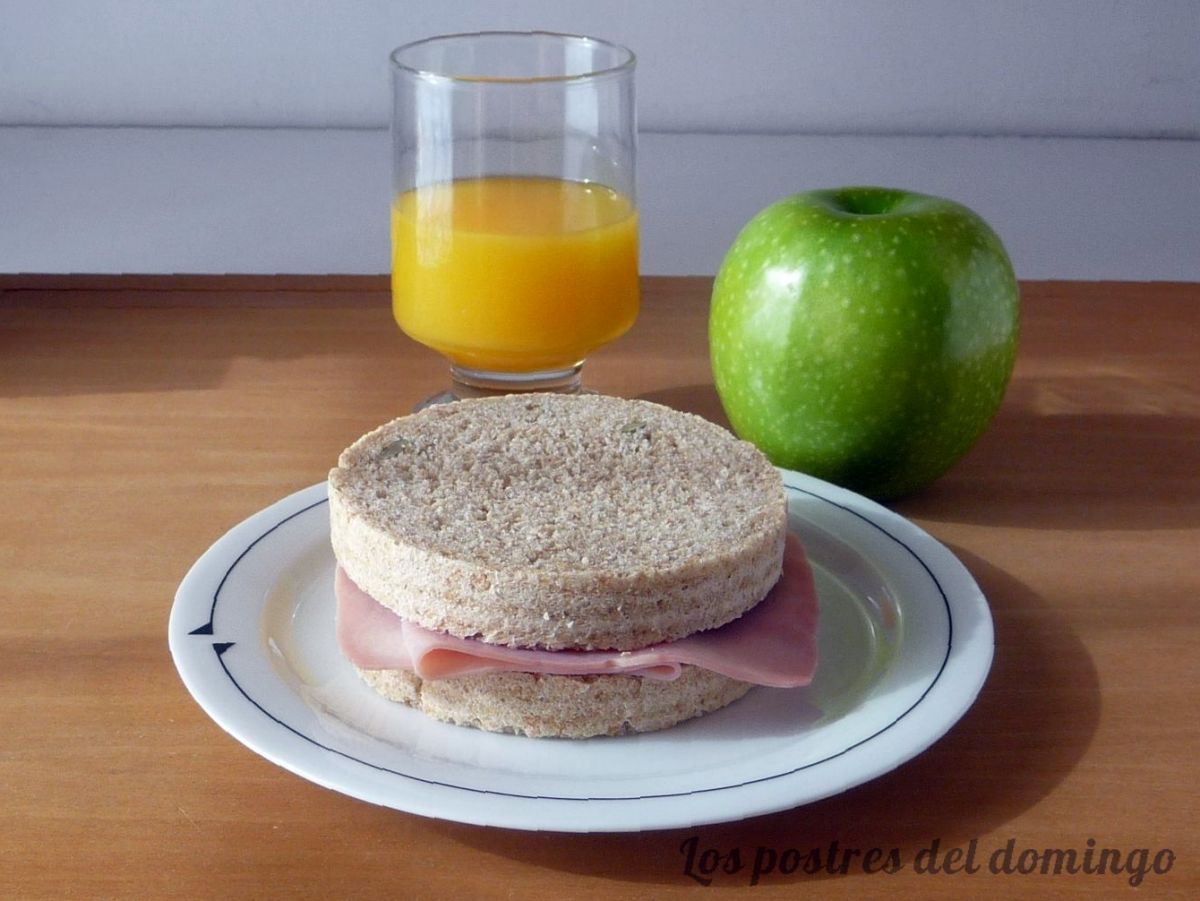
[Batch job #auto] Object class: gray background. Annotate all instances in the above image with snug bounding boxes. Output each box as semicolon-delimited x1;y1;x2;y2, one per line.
2;0;1197;278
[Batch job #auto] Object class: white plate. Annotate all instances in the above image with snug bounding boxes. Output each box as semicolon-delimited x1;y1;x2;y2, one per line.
169;471;992;833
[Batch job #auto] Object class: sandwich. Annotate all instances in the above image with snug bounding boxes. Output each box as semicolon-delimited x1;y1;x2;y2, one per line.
329;393;818;738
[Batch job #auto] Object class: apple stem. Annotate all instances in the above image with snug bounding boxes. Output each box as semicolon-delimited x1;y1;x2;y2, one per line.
829;188;908;216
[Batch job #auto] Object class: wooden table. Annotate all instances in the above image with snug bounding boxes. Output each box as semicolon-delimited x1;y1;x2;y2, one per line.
2;276;1197;899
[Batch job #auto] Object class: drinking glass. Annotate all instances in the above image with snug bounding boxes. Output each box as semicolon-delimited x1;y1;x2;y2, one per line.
390;31;638;407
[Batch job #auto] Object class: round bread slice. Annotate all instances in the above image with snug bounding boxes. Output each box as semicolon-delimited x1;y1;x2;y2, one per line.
356;664;755;739
329;393;786;651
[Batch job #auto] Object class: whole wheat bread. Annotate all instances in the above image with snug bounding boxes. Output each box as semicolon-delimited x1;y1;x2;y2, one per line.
329;393;787;652
357;663;754;738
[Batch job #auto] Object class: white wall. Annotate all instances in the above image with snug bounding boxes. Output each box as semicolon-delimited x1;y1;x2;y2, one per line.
1;1;1198;278
3;0;1197;137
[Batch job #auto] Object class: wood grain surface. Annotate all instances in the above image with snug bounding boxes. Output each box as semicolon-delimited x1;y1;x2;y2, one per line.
1;276;1197;899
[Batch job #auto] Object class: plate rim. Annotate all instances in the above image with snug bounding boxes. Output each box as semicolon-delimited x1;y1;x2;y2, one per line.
169;469;993;830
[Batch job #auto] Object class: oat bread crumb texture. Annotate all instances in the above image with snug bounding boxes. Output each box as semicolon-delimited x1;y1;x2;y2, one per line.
357;664;755;738
329;393;787;650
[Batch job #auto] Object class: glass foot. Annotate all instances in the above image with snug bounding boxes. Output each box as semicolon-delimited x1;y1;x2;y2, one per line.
414;363;586;411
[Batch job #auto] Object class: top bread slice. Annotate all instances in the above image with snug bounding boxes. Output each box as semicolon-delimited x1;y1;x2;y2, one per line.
328;393;786;652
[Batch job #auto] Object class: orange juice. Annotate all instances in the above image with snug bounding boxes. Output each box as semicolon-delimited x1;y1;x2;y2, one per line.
391;176;639;372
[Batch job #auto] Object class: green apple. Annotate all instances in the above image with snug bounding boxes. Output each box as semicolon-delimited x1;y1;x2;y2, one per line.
710;187;1019;500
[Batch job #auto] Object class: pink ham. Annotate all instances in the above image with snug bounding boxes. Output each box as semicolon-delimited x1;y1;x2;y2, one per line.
336;535;819;688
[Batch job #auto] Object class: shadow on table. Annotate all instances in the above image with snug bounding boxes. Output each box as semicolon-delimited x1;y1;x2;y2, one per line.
636;383;731;431
897;375;1200;531
638;379;1200;531
431;550;1100;888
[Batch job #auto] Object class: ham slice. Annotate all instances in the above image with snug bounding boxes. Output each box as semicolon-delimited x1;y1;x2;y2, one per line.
336;535;818;688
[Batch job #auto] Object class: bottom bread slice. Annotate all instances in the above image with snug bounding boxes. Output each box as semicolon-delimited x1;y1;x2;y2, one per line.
355;664;754;738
